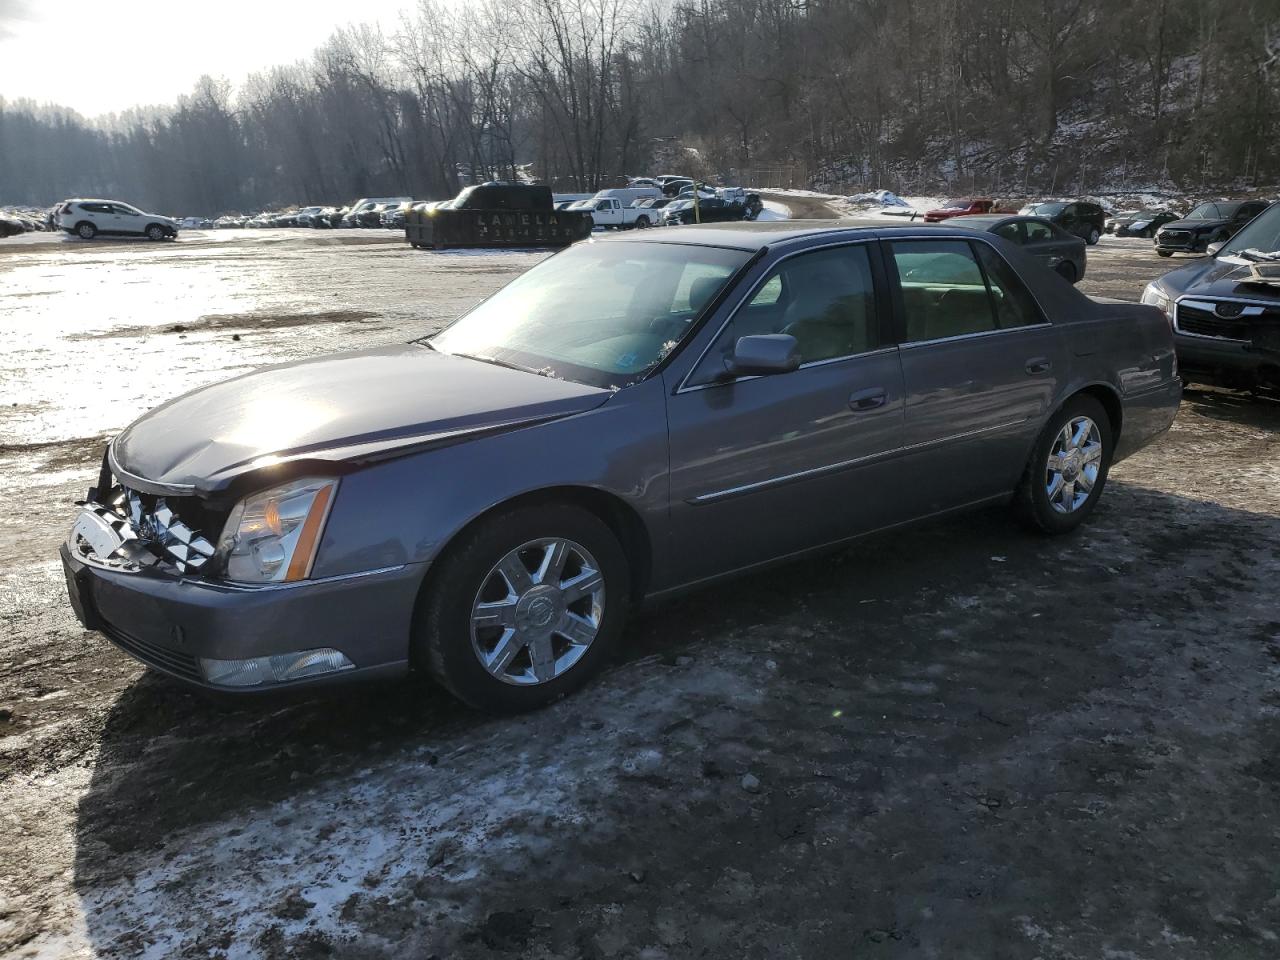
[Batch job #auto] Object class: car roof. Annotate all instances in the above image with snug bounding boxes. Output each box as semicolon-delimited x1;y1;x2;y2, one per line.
943;214;1007;226
593;218;1003;251
946;214;1057;228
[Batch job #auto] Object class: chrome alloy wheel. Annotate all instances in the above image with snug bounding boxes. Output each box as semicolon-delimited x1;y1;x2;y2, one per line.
470;538;605;685
1046;415;1103;513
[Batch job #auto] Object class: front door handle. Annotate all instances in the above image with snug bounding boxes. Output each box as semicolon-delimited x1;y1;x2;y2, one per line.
1025;357;1052;375
849;387;887;411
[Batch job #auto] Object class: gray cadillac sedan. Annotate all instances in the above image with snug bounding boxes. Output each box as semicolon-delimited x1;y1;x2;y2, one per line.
61;221;1181;711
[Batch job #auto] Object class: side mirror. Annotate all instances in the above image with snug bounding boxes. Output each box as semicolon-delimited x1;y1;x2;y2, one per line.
1207;241;1224;257
725;334;801;377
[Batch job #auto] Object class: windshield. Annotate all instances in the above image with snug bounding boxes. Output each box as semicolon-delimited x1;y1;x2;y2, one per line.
942;199;972;210
1187;202;1234;220
1026;202;1066;216
431;240;751;388
1221;202;1280;258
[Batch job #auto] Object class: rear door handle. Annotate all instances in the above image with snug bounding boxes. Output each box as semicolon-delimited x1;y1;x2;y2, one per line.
849;387;887;411
1025;358;1052;375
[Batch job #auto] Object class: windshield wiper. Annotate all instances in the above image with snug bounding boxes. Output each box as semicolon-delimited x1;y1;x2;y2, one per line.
454;351;552;377
1238;248;1280;262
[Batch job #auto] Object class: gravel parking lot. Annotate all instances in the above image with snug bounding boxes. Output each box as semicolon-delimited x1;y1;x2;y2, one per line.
2;226;1278;959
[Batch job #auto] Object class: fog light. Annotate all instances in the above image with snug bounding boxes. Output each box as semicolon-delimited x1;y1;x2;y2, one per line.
199;648;355;687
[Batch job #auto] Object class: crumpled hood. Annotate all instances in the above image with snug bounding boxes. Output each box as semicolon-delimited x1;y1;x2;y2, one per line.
1160;255;1280;301
112;344;610;491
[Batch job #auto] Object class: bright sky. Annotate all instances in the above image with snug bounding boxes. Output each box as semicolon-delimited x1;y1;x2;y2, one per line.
0;0;419;117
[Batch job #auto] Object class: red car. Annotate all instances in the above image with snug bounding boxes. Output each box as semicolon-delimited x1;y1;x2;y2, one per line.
923;199;995;223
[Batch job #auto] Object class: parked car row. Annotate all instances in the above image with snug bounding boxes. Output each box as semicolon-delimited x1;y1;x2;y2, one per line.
0;207;54;234
560;178;763;230
922;196;1277;255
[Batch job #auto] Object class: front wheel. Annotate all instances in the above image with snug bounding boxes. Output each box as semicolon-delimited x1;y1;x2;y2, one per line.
1014;395;1113;535
145;224;167;241
1055;261;1078;284
414;504;631;712
1157;250;1173;258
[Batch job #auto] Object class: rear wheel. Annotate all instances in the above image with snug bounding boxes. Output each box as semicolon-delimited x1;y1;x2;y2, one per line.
635;216;650;229
414;503;631;712
1157;250;1173;257
76;222;97;239
1086;227;1101;245
1014;395;1113;535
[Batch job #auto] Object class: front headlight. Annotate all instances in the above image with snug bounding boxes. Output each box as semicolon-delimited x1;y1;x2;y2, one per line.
1141;283;1174;323
216;477;337;583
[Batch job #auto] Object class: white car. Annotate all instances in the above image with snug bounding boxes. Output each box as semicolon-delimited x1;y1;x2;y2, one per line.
56;199;177;240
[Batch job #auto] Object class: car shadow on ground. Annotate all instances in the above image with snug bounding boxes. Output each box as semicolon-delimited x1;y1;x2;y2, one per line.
70;462;1280;956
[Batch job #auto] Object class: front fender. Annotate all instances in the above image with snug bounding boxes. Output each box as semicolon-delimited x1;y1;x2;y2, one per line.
310;378;670;581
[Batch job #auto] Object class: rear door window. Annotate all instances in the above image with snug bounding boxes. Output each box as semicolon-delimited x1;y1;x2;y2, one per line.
1024;221;1055;242
993;222;1023;244
973;243;1045;328
891;240;996;342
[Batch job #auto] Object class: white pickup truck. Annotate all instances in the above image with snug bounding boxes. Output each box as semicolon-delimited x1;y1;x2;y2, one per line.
573;196;659;230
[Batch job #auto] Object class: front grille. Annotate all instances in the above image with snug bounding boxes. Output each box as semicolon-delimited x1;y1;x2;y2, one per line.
1175;302;1251;341
1160;230;1192;245
120;489;217;573
102;619;202;681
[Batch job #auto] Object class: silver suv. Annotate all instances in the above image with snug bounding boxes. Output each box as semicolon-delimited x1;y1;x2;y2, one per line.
55;199;177;240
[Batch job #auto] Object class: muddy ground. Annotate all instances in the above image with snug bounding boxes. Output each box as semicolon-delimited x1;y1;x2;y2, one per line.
1;224;1277;959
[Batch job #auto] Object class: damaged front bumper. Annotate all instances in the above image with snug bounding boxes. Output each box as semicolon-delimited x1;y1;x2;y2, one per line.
61;496;421;692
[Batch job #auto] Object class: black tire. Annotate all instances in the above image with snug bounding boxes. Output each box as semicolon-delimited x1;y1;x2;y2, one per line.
1086;227;1101;245
1055;261;1078;284
1157;250;1173;258
145;224;167;241
414;503;631;712
635;216;650;229
1014;394;1113;535
76;221;97;240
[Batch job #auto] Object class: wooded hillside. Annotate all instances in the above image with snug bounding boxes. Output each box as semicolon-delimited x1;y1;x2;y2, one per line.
2;0;1277;209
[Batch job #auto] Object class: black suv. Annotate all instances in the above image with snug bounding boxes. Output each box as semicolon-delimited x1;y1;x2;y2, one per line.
1142;201;1280;390
1154;200;1270;257
1017;200;1107;245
